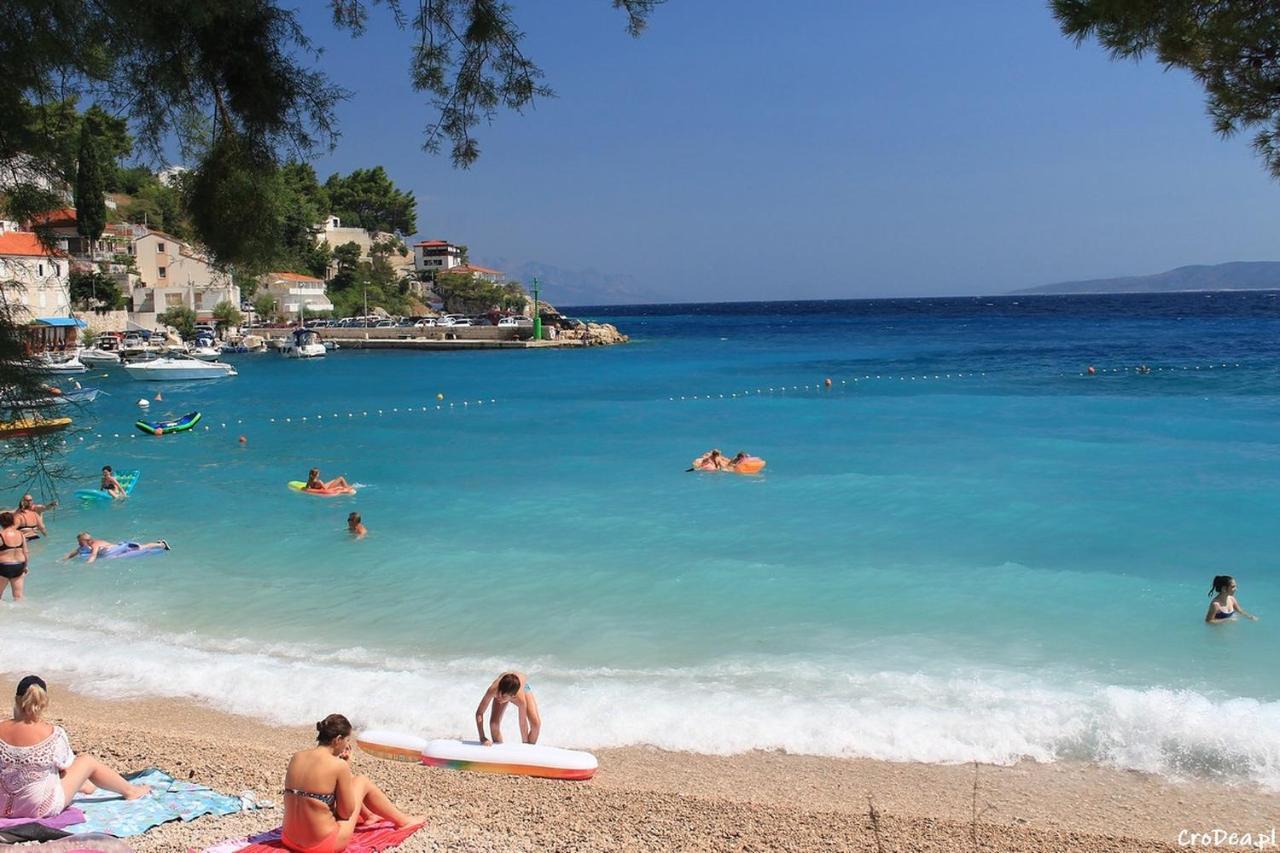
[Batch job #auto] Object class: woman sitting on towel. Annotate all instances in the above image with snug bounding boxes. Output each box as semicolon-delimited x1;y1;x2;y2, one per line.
282;714;422;853
0;675;150;819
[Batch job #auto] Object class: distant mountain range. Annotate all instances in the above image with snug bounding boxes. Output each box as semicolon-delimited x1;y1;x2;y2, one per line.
475;257;670;306
1014;261;1280;295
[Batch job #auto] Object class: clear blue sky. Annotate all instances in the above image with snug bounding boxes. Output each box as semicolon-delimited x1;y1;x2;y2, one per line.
294;1;1280;301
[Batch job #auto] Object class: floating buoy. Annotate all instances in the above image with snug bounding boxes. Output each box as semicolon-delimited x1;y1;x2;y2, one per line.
824;378;832;388
1087;366;1096;375
138;399;150;408
155;392;163;401
239;435;247;445
436;393;445;400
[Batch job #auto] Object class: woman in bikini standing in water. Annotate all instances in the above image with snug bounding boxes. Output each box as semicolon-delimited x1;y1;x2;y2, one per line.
0;512;28;601
281;714;422;853
1205;575;1259;623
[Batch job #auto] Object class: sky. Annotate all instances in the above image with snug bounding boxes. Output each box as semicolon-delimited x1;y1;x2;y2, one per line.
289;1;1280;302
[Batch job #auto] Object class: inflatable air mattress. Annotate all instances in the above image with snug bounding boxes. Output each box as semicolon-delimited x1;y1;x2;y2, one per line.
287;481;357;496
75;470;140;501
356;730;429;763
420;739;597;781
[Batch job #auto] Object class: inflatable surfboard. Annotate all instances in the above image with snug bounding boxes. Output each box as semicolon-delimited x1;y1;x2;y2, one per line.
287;481;357;496
729;456;766;474
80;541;167;561
420;739;597;781
75;470;140;502
136;411;201;436
356;730;428;763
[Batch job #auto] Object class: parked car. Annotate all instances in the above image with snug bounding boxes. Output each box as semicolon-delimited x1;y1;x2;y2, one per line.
498;316;533;327
414;318;437;328
451;318;474;327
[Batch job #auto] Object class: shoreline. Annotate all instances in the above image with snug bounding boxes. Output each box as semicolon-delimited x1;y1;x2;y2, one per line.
11;676;1277;851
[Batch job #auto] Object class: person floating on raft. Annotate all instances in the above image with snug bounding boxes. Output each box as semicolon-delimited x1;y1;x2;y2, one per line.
306;468;352;493
689;450;766;474
99;466;125;500
63;532;169;563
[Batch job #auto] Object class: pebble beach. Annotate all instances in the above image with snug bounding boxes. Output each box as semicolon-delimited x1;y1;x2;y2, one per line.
17;680;1277;852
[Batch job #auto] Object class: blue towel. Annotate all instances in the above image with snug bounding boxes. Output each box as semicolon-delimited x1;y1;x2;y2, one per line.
72;767;254;837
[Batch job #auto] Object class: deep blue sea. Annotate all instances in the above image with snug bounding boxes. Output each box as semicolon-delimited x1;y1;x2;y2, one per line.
3;291;1279;787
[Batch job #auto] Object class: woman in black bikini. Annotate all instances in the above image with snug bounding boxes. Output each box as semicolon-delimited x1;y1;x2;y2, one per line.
0;511;30;601
13;495;46;540
280;714;421;853
1205;575;1259;623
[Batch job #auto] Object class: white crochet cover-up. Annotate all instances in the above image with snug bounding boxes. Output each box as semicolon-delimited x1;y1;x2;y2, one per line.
0;726;75;818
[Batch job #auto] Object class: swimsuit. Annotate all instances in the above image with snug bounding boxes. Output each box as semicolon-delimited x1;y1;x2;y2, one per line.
1214;609;1235;620
282;789;341;853
0;538;26;579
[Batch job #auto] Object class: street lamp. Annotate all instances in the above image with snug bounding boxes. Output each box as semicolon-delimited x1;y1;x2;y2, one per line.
531;276;541;342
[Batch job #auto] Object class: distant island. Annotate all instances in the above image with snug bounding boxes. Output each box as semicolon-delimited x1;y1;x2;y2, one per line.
1013;261;1280;295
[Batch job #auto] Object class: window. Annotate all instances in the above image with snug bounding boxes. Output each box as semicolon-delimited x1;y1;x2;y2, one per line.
37;263;44;276
158;266;167;278
157;242;166;253
165;293;182;307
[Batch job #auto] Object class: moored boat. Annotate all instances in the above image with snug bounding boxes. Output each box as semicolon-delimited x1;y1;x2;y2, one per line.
279;328;326;359
0;416;72;438
122;354;238;381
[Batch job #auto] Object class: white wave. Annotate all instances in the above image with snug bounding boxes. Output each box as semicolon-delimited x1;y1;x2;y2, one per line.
3;607;1278;789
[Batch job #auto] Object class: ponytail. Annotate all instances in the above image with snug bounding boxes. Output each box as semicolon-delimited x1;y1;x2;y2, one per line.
14;679;48;722
1209;575;1234;596
315;713;352;745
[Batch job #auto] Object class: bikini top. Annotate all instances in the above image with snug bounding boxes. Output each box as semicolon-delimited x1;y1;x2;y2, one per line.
1214;608;1235;620
283;787;336;807
0;536;23;553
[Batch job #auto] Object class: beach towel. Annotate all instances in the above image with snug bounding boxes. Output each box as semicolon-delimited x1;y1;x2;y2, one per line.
70;768;259;837
204;820;424;853
7;834;134;852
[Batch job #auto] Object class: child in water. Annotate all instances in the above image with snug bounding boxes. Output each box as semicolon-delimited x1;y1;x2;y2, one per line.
474;672;541;745
1205;575;1259;623
347;512;366;539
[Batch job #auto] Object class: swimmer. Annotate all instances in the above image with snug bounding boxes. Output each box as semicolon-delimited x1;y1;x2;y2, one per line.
474;671;541;745
99;466;124;499
347;512;366;539
1205;575;1258;623
688;449;728;472
13;495;47;539
63;532;170;564
305;468;351;492
726;451;752;470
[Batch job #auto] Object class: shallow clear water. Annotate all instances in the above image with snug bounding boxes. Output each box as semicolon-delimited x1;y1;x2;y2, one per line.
4;292;1279;787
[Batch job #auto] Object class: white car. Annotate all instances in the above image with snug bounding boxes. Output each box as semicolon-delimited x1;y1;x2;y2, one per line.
451;318;474;327
497;316;532;327
414;318;438;328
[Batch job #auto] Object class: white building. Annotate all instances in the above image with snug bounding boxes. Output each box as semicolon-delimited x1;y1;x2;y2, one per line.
260;272;334;318
412;240;465;275
0;232;72;322
315;216;413;277
129;227;239;327
444;263;505;284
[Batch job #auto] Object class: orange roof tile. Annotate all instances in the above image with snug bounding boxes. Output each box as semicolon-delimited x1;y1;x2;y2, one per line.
267;271;324;282
0;232;63;258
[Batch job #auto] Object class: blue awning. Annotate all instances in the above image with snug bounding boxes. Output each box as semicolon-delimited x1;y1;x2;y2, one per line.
32;317;87;328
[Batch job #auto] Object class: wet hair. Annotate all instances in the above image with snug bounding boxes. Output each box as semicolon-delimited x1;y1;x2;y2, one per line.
102;465;112;473
308;468;319;480
14;675;48;722
315;713;352;745
77;531;91;542
497;673;521;696
0;511;13;528
348;512;361;525
19;495;32;507
1209;575;1235;596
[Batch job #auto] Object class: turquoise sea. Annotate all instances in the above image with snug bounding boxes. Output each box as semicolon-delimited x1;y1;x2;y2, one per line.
3;292;1279;788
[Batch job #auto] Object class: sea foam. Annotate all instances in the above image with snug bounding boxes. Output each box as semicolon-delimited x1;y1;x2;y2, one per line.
5;606;1278;790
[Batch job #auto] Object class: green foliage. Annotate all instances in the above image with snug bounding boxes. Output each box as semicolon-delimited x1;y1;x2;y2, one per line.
324;167;417;235
1053;1;1280;179
432;271;526;314
187;136;282;266
157;305;197;339
74;123;107;241
252;293;278;323
212;300;243;331
68;269;126;312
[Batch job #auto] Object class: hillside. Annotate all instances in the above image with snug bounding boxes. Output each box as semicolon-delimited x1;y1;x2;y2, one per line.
1014;261;1280;294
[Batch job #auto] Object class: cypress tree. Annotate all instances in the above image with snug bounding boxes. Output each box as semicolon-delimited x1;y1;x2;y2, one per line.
74;123;107;242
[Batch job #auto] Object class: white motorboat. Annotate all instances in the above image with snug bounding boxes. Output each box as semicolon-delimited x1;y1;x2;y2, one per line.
279;328;326;359
122;354;238;381
79;347;121;365
31;354;88;374
188;345;223;361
